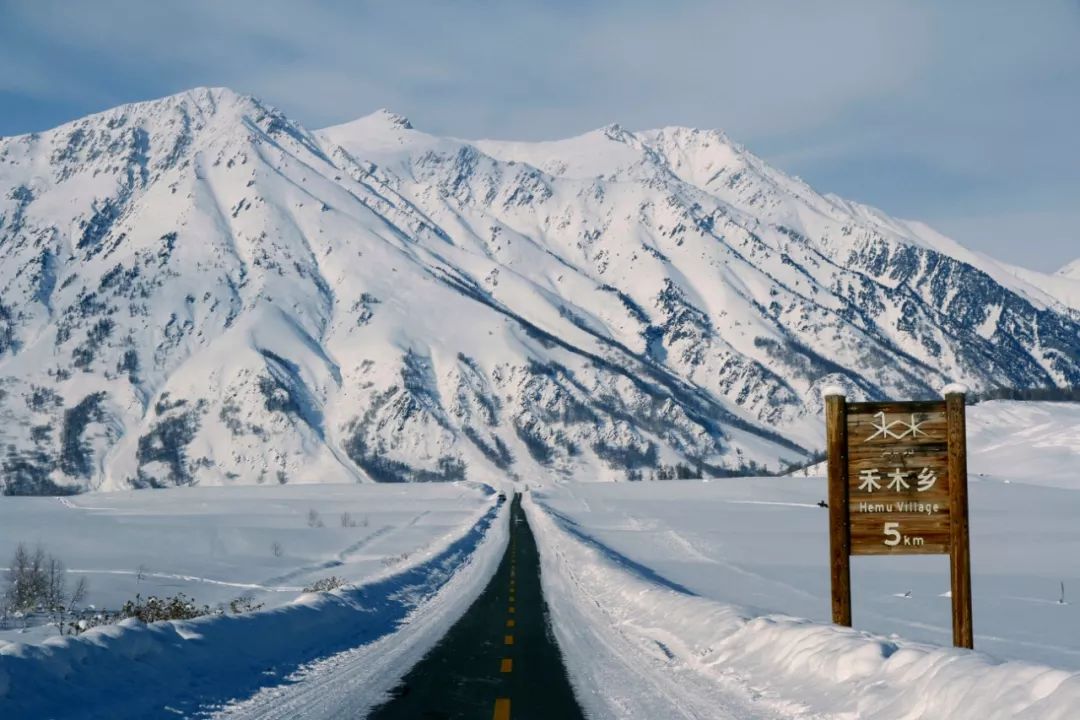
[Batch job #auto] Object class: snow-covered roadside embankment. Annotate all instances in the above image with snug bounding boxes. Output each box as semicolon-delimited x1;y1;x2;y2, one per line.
0;497;509;719
214;489;512;720
524;493;1080;720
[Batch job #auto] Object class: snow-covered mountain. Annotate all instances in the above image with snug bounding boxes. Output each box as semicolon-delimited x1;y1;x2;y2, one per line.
1;87;1078;493
1059;258;1080;280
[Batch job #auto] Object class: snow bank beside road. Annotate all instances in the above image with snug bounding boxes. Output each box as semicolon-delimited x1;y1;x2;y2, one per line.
526;494;1080;719
214;491;511;720
0;497;507;719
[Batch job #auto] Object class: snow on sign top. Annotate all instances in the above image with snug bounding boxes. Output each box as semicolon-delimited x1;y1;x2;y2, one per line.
845;401;951;555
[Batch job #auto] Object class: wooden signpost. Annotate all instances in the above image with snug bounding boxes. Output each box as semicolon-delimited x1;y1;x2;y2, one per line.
825;386;973;648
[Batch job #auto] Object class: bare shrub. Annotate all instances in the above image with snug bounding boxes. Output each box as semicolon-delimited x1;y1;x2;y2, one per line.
380;550;411;568
3;543;89;635
340;512;357;528
117;593;216;623
229;592;265;614
69;590;240;635
307;509;324;528
4;543;45;612
271;541;284;558
303;576;345;593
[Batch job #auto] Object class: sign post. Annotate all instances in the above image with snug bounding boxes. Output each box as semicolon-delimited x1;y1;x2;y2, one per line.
824;385;973;648
825;394;851;627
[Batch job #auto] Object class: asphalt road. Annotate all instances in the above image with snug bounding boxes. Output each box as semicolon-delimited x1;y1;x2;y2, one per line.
367;492;585;720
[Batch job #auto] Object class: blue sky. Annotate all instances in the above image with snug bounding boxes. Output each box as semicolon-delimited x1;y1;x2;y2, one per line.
1;0;1077;272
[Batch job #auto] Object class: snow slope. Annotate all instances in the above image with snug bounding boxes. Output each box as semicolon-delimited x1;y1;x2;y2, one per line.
1004;259;1080;312
2;88;1079;493
963;401;1080;488
527;481;1080;719
0;486;508;718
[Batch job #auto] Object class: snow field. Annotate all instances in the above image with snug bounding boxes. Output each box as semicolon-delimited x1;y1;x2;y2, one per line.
0;482;493;640
962;401;1080;488
526;480;1080;719
0;483;508;718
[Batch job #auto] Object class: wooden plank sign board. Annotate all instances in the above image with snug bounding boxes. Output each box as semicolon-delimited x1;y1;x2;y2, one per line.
847;401;950;555
825;390;974;648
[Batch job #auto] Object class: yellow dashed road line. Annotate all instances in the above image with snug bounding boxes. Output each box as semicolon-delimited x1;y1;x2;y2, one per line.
496;509;521;716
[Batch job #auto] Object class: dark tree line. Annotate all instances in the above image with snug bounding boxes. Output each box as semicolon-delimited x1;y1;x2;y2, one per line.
970;386;1080;403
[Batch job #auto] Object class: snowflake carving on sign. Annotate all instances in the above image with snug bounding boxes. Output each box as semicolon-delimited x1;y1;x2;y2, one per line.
864;412;928;442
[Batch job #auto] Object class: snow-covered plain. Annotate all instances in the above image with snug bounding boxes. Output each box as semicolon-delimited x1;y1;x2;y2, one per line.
0;482;494;644
964;401;1080;488
0;483;507;718
528;475;1080;718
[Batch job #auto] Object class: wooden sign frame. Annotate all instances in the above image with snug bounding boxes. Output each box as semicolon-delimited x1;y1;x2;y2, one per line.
825;389;973;648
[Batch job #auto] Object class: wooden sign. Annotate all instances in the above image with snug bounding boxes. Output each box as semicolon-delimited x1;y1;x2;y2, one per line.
825;389;973;648
847;401;950;554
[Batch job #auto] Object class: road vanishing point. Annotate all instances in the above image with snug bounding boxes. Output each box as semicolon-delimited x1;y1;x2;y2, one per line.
368;493;586;720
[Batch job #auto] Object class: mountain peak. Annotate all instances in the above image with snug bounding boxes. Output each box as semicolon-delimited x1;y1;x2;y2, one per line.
318;108;417;139
1058;258;1080;279
599;122;628;141
2;87;1079;493
372;108;413;130
130;86;271;121
2;86;265;142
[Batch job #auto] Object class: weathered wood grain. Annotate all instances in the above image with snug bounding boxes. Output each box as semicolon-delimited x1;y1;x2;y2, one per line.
947;392;974;648
826;394;852;627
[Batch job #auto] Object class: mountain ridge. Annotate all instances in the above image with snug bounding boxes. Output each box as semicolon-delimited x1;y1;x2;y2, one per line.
1;87;1077;493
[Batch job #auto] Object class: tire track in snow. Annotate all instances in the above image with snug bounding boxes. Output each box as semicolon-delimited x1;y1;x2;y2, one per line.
64;569;303;593
260;526;395;587
56;496;118;511
261;510;431;587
